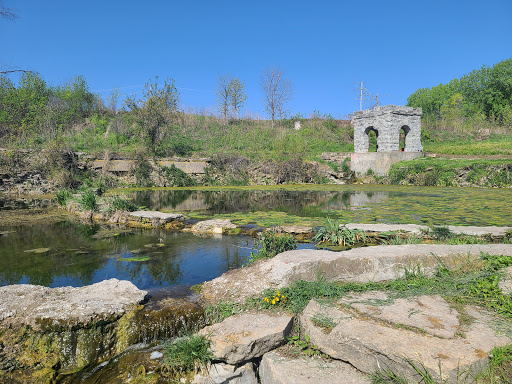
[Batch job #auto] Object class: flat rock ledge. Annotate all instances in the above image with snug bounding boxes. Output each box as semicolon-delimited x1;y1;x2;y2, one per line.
190;219;237;234
346;223;512;237
200;244;512;304
301;295;512;383
198;313;293;364
0;278;147;329
127;210;184;227
193;362;258;384
259;349;371;384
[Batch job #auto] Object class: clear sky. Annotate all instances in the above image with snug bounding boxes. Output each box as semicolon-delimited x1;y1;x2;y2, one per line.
1;0;511;118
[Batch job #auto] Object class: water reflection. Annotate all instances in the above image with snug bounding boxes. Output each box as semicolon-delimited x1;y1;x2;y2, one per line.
0;221;294;289
129;189;392;216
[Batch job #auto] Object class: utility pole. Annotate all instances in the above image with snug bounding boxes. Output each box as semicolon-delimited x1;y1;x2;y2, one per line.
354;82;386;111
358;81;364;111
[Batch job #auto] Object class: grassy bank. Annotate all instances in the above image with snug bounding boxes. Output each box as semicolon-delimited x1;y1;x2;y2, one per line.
389;158;512;187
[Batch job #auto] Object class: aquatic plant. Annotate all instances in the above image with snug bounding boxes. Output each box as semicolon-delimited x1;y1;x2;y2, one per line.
79;190;97;211
107;195;139;212
247;231;297;264
56;188;73;206
313;218;365;246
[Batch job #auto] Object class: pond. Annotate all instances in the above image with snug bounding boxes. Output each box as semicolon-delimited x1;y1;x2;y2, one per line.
0;220;315;290
1;184;511;290
125;185;512;227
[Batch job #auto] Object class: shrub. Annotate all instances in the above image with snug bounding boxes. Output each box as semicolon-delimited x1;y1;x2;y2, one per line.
158;164;196;187
56;188;72;206
133;153;153;187
79;190;97;211
107;195;138;212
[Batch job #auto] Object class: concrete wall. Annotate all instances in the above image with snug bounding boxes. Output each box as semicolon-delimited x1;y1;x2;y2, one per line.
350;152;423;176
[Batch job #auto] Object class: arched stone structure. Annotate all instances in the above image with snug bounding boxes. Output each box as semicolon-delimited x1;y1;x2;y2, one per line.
352;105;422;153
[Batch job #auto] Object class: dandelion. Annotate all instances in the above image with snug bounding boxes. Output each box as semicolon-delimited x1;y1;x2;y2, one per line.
272;300;276;305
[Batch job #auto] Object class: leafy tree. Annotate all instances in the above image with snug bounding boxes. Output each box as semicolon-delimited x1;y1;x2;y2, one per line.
216;74;232;121
125;76;180;151
229;77;247;119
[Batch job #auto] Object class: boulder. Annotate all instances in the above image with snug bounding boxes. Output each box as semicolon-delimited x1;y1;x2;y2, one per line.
200;244;512;304
193;362;258;384
191;219;237;234
259;349;370;384
128;210;184;227
198;313;293;364
301;298;512;383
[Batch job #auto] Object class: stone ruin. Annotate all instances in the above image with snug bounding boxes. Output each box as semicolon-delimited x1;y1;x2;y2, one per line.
352;105;423;153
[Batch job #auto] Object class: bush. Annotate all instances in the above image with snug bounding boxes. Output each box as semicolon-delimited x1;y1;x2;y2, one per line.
158;164;196;187
79;190;97;211
107;195;138;212
133;153;153;187
314;218;365;246
56;188;72;206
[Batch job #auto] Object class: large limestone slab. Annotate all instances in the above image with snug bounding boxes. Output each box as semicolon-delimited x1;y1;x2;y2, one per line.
191;219;236;234
301;299;512;383
198;313;293;364
201;244;512;304
339;292;459;338
345;223;512;237
0;278;147;329
129;210;184;224
259;349;370;384
193;362;258;384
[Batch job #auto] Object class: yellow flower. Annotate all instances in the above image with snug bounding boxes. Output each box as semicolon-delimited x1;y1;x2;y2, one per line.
275;297;279;302
272;300;276;305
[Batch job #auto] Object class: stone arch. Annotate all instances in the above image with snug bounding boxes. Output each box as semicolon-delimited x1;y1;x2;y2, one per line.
364;126;379;152
399;125;410;151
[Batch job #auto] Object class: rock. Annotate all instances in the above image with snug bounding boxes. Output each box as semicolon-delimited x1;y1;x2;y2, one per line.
259;349;371;384
198;313;293;364
270;225;313;234
200;244;512;304
129;210;184;227
301;298;512;383
345;223;512;237
23;247;51;254
193;362;258;384
191;219;237;235
0;278;147;329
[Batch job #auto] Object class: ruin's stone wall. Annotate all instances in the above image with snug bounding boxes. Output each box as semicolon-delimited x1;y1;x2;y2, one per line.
352;105;423;153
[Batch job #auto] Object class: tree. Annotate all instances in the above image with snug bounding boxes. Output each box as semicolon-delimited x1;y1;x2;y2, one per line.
260;66;293;127
125;76;180;151
216;74;232;121
0;1;17;21
229;77;247;119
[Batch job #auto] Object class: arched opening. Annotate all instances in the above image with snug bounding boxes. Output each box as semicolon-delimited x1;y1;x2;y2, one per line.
364;127;379;152
400;125;410;151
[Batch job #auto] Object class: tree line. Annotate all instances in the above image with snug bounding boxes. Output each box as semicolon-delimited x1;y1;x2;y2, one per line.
407;58;512;126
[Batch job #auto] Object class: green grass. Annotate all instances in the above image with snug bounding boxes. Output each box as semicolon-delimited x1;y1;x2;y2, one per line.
423;135;512;156
247;231;297;264
162;335;213;378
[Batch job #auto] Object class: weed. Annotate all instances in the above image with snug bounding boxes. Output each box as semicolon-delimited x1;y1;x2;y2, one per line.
287;331;323;357
313;218;365;246
431;226;454;240
247;231;297;264
56;188;73;206
161;335;213;379
133;153;153;187
263;290;287;308
157;164;196;187
79;190;97;211
311;313;337;333
106;195;139;212
342;157;350;173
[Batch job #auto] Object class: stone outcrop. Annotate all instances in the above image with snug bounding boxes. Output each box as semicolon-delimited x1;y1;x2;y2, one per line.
301;297;511;383
193;362;258;384
259;349;371;384
200;244;512;304
190;219;237;235
0;280;205;383
346;223;512;237
198;313;293;364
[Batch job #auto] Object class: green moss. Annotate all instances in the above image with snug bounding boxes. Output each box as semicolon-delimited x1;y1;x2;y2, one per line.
227;227;242;235
118;256;151;262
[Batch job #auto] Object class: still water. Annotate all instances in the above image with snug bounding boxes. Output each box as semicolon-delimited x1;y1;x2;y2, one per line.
0;221;314;289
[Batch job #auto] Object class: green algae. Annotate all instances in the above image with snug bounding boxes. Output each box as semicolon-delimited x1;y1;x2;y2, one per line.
118;256;151;262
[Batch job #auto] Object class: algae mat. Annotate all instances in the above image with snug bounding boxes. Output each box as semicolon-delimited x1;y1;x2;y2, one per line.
127;185;512;227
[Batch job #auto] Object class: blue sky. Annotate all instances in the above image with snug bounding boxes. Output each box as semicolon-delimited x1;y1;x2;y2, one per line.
1;0;511;118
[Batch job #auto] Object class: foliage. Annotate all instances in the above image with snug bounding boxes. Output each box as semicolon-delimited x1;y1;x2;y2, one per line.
106;195;138;212
162;335;213;378
125;76;180;152
287;332;323;357
133;153;153;187
56;189;73;206
263;290;287;308
157;164;196;187
407;58;512;124
311;313;337;333
247;231;297;264
313;218;365;246
79;190;97;211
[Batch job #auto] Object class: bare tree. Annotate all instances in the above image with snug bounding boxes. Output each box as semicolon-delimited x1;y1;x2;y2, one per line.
229;77;247;120
0;1;17;21
260;66;293;127
216;74;232;121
